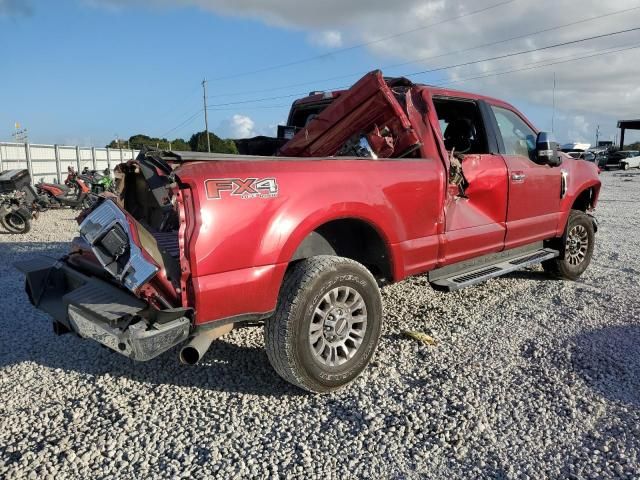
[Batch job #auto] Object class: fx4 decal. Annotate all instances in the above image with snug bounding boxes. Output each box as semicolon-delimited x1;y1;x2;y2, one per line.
205;178;279;200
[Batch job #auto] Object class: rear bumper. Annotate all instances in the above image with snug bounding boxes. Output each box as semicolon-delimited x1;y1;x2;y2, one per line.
15;256;190;361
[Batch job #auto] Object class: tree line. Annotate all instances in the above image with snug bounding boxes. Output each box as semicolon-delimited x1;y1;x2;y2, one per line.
106;131;238;154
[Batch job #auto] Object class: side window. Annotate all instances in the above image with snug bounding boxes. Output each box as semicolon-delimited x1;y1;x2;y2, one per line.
491;106;537;161
433;98;489;154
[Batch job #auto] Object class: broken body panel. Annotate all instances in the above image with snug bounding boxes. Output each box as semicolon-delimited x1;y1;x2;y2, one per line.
17;70;600;363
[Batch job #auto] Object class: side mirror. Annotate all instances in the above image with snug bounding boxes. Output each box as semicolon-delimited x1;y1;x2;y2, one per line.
536;131;562;166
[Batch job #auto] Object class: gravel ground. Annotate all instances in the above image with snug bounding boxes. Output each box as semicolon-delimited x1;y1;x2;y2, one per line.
1;171;639;479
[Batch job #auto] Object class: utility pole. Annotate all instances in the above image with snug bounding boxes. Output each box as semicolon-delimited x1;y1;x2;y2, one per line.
551;72;556;134
595;125;600;147
202;79;211;153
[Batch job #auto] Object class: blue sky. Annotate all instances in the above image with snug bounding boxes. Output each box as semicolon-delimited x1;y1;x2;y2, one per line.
1;0;639;147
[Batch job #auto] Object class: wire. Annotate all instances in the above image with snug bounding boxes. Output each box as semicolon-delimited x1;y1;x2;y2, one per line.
208;104;291;112
156;44;640;137
386;5;640;71
208;0;517;81
404;26;640;78
160;109;203;138
205;4;640;99
154;84;202;122
204;26;640;108
435;42;640;87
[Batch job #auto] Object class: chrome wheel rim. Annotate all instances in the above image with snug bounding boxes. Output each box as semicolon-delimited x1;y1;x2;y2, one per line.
309;286;368;367
566;224;589;266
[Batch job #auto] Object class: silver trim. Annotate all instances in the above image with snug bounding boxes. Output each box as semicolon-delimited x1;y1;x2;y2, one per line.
79;200;158;293
69;305;190;361
561;169;568;198
566;224;588;266
308;286;368;367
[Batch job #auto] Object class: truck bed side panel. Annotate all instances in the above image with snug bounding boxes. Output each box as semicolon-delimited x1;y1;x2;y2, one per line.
176;158;445;324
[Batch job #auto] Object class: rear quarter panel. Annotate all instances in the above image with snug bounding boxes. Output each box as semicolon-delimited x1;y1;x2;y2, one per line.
175;158;445;323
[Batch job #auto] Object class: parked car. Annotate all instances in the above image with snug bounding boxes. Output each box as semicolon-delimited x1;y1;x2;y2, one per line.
605;150;640;170
590;149;609;168
17;70;601;392
564;150;596;163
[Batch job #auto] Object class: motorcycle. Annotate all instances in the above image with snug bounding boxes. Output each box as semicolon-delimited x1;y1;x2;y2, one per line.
37;166;93;210
81;167;115;194
0;169;45;234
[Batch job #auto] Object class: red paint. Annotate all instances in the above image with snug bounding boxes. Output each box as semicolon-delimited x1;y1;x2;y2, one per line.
113;72;602;325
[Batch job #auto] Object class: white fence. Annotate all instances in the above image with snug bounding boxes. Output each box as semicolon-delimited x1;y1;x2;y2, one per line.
0;142;141;184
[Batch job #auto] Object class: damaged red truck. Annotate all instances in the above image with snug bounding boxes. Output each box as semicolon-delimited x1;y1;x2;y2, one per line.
18;71;600;392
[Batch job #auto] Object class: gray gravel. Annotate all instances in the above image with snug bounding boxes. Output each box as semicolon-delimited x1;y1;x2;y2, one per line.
1;171;639;479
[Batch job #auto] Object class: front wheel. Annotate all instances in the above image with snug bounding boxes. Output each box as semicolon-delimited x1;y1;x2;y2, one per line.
543;210;594;280
265;256;382;393
622;163;629;171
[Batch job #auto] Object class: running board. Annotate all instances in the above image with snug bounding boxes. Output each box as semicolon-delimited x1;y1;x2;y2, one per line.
429;247;559;292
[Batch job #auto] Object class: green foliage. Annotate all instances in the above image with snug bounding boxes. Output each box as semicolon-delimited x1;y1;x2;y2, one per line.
105;131;237;154
106;134;192;151
625;142;640;151
188;131;238;154
170;139;191;151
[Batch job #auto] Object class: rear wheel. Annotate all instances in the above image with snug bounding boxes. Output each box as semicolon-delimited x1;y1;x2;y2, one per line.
1;210;31;234
622;162;629;170
543;210;594;280
265;256;382;393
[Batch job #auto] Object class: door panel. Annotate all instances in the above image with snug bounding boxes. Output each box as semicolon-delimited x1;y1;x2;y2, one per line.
488;105;562;248
442;153;508;264
502;154;562;248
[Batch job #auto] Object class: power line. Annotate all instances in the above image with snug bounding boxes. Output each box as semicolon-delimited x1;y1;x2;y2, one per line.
204;26;640;109
403;26;640;78
208;0;517;82
206;4;640;100
434;42;640;87
386;5;640;71
160;109;203;138
158;43;640;137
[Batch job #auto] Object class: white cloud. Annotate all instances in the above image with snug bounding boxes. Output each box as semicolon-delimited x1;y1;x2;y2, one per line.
90;0;640;143
219;114;256;138
309;30;343;48
559;114;591;143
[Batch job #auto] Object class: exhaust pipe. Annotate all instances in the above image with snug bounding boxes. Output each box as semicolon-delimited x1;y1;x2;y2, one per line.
179;323;233;365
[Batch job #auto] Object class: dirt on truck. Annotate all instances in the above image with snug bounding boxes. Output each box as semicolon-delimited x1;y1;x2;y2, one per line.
17;70;601;393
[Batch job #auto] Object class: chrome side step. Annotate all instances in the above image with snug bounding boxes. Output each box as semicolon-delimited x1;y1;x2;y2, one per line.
429;248;559;292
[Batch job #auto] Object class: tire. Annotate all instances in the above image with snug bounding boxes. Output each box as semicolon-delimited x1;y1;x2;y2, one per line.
622;163;629;171
542;209;594;280
265;255;382;393
1;210;31;234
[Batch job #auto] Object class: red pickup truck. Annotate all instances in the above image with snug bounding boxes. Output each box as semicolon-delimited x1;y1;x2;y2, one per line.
18;70;600;392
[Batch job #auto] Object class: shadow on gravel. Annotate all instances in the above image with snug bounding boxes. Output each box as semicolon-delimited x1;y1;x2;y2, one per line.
502;269;566;282
1;241;302;397
571;325;640;407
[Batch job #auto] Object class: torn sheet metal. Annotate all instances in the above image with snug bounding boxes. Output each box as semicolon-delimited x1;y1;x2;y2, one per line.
279;70;422;159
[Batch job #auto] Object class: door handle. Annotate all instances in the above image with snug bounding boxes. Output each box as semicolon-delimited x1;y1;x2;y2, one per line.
511;172;526;182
